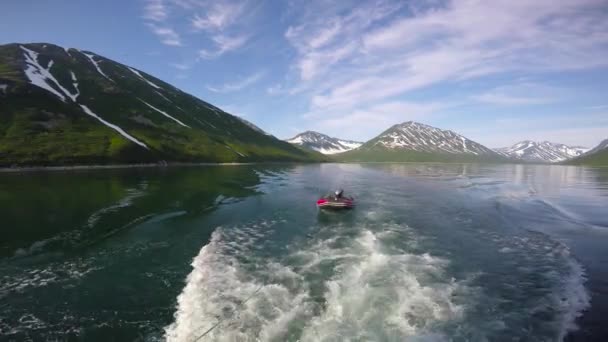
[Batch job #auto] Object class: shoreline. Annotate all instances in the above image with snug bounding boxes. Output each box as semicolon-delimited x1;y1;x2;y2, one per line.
0;162;261;173
1;161;604;173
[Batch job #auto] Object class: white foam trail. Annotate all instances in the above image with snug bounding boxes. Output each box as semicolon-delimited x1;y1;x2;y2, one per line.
166;222;470;341
298;230;464;342
483;229;591;340
555;250;590;340
0;260;100;299
165;221;312;342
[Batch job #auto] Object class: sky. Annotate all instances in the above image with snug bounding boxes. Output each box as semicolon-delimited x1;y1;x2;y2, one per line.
2;0;608;148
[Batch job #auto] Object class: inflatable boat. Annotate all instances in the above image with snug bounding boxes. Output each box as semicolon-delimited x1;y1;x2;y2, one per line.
316;196;355;209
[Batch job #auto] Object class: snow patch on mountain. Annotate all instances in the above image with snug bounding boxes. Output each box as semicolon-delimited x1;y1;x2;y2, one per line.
495;141;589;163
82;52;113;82
371;121;495;155
139;99;190;128
69;71;80;101
21;46;66;101
79;104;148;149
20;46;150;149
127;67;162;90
21;46;79;102
155;90;172;103
286;131;363;154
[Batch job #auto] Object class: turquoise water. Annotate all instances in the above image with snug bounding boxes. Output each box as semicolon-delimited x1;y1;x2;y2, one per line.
1;164;607;341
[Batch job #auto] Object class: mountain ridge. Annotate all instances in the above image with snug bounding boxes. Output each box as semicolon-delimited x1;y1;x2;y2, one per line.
286;131;362;154
494;140;588;163
336;121;507;162
0;42;320;166
566;138;608;166
366;121;497;154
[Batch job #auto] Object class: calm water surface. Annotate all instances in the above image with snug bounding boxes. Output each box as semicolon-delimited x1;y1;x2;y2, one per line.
0;164;607;341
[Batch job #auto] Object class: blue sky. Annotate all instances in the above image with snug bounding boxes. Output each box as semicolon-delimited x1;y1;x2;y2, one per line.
2;0;608;148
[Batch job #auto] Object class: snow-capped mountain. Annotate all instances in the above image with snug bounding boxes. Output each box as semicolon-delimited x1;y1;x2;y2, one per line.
366;121;498;155
494;141;589;163
286;131;363;154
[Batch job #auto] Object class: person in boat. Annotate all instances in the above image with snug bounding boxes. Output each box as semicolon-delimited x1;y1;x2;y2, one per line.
317;188;354;208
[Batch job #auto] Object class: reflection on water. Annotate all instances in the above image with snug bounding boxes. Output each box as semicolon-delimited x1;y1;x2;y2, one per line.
0;165;292;340
0;166;287;258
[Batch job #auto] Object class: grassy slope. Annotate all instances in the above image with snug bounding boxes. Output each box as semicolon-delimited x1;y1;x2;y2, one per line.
0;43;321;166
566;149;608;166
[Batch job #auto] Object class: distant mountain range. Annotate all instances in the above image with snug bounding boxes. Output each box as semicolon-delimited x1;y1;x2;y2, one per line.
288;122;607;165
286;131;362;154
0;42;319;166
494;141;588;163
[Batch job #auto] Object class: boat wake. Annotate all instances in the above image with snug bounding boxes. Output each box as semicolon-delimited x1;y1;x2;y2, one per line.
165;219;471;341
165;205;591;342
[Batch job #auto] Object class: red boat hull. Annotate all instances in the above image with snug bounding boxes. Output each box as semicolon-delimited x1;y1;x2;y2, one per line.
316;198;355;209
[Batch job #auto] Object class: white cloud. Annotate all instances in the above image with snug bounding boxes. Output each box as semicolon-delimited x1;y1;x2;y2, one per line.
170;63;190;70
284;0;608;128
586;104;608;110
142;0;183;46
473;93;553;106
472;83;561;105
305;100;443;140
191;1;246;31
284;0;402;81
187;0;253;58
143;0;168;22
142;0;252;50
199;34;248;59
297;42;357;81
207;71;264;92
148;25;182;46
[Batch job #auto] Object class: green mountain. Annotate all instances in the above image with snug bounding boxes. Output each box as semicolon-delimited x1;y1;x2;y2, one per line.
566;139;608;166
0;42;320;166
335;121;507;162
